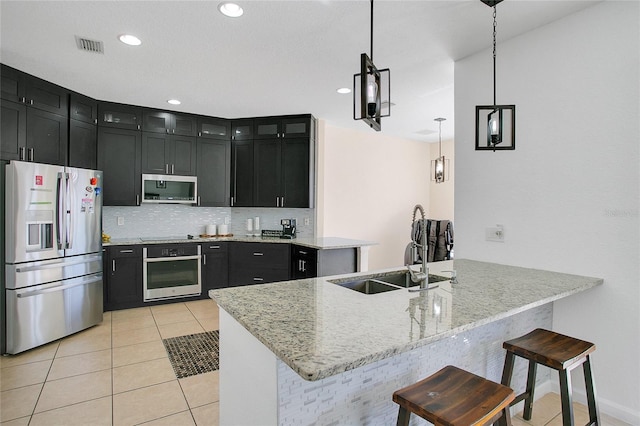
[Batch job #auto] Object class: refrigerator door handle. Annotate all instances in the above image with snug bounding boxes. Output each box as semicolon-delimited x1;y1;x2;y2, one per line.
16;275;102;298
57;172;66;249
14;254;103;273
66;172;74;249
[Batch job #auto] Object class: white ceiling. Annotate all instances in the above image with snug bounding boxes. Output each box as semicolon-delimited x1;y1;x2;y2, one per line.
0;0;599;142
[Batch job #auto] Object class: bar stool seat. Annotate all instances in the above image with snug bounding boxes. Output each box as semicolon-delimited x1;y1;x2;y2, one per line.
500;328;599;426
393;365;515;426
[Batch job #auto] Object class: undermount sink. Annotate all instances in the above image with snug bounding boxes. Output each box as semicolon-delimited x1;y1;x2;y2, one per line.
330;272;452;295
331;279;404;295
377;272;451;288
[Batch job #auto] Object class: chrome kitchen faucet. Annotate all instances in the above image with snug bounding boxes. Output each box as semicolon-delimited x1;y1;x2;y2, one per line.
406;204;430;292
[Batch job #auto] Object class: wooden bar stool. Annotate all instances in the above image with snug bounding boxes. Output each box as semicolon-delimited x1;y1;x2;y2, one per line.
393;365;515;426
500;328;599;426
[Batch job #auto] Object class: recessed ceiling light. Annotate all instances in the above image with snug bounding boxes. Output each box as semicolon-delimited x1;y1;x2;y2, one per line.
219;2;243;18
118;34;142;46
167;99;181;105
337;87;351;94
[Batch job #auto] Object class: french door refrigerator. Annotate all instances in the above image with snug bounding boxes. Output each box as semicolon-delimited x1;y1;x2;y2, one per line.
4;161;103;354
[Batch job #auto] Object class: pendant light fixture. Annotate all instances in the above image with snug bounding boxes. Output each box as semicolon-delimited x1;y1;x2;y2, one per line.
431;118;449;183
353;0;390;132
475;0;516;151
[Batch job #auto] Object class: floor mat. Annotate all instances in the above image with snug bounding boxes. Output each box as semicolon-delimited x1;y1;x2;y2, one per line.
162;330;219;379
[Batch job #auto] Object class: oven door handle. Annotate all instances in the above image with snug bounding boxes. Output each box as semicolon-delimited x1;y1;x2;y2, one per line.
144;255;201;262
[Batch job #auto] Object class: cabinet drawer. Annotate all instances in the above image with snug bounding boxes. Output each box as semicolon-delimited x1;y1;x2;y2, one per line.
230;267;290;286
229;242;289;268
108;245;142;258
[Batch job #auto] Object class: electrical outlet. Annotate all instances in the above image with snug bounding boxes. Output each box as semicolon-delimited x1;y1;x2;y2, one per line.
304;217;310;226
117;216;124;226
486;225;504;242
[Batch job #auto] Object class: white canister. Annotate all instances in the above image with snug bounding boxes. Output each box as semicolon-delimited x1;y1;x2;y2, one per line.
246;218;253;232
206;224;217;236
218;224;229;235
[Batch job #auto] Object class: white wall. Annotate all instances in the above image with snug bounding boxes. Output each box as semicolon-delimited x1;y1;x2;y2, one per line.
454;1;639;422
316;122;430;270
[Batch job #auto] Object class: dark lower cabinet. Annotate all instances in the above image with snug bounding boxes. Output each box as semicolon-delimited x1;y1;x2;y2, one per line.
201;242;229;297
69;118;97;169
98;127;141;206
291;245;357;279
104;245;143;311
228;242;290;286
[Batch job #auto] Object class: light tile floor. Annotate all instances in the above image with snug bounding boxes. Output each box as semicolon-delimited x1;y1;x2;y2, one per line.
1;299;219;426
1;299;629;426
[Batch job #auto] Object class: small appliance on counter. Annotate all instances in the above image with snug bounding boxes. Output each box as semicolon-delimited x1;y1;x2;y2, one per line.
280;219;297;239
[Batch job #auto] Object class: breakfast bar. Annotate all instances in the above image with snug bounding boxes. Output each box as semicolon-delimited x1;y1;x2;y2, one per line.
209;259;602;425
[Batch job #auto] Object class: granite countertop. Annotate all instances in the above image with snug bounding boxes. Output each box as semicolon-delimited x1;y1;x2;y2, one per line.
103;236;376;250
209;259;603;381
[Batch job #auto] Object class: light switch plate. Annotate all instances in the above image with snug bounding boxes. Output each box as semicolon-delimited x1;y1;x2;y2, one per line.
117;216;124;226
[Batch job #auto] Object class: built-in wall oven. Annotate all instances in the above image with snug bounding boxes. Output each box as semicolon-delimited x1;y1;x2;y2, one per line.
143;244;201;301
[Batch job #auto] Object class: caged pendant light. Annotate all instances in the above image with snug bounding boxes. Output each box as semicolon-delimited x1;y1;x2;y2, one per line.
431;118;449;183
475;0;516;151
353;0;390;132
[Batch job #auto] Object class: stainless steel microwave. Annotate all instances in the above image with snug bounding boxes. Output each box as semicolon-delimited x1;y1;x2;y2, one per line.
141;174;197;204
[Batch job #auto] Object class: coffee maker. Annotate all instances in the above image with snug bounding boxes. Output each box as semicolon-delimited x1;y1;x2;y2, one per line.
280;219;297;239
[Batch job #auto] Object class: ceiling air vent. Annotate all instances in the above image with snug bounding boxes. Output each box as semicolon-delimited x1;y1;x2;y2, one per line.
75;36;104;54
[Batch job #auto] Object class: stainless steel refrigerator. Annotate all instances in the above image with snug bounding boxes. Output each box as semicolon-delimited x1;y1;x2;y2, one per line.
4;161;103;354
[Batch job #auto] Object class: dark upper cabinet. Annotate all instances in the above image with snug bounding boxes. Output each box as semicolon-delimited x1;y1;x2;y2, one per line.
198;117;231;140
197;138;230;207
25;108;68;166
1;64;68;116
254;137;312;208
104;245;143;311
231;139;254;207
1;64;25;103
98;127;141;206
231;119;254;140
98;102;142;130
253;139;281;207
1;99;68;165
254;115;313;140
1;100;26;161
69;119;97;169
70;93;98;124
141;133;197;176
142;109;197;136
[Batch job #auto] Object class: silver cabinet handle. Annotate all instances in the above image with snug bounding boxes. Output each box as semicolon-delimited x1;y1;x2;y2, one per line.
197;196;201;206
20;96;27;104
166;129;170;134
165;164;169;174
137;124;141;130
301;260;306;272
231;196;234;207
281;196;285;207
112;259;116;272
199;131;202;137
28;148;34;162
203;254;207;265
171;164;174;174
136;195;140;206
209;245;220;249
19;147;25;160
29;99;34;105
253;277;264;282
94;118;98;124
119;249;133;253
299;250;307;255
253;252;264;256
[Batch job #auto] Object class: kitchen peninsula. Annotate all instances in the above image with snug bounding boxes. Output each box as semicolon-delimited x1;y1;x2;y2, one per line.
209;259;602;425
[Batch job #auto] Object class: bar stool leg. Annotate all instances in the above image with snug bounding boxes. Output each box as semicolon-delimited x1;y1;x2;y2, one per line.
501;351;516;386
583;355;600;425
396;407;410;426
559;369;575;426
522;361;538;420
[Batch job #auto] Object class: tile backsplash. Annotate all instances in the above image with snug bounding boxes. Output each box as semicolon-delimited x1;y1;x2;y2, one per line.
103;205;315;239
